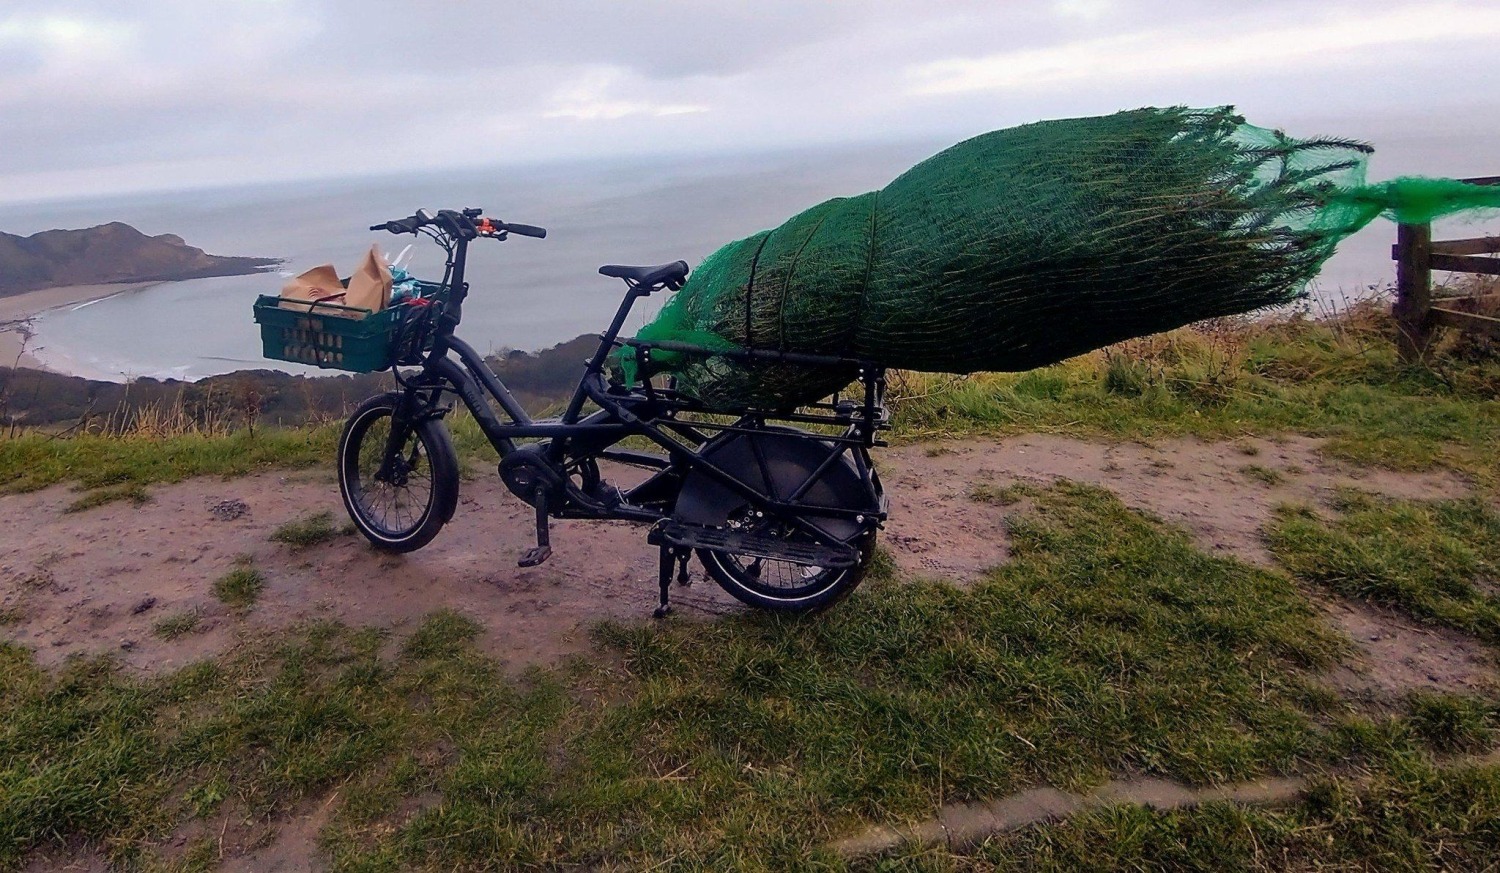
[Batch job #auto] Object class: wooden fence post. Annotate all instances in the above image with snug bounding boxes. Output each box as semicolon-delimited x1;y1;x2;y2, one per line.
1392;222;1432;362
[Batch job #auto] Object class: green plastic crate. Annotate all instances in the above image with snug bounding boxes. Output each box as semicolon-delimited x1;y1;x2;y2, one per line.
253;295;400;372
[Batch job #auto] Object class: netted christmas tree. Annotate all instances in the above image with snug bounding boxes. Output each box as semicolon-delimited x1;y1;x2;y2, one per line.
621;106;1500;410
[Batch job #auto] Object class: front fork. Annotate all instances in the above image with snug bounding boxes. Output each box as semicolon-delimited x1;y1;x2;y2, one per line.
375;388;429;484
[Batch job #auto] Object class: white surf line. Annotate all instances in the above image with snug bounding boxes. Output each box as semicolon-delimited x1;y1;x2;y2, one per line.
68;296;114;311
35;283;162;315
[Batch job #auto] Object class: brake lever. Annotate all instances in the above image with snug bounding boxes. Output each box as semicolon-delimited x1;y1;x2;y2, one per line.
472;218;501;240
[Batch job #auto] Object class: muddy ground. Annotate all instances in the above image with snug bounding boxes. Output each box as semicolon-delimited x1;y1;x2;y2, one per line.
1;435;1492;697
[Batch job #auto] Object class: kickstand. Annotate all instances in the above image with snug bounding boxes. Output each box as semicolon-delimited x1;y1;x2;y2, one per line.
653;544;674;618
518;487;553;568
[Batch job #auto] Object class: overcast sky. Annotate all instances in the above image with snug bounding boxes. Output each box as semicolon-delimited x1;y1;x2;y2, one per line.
3;0;1498;205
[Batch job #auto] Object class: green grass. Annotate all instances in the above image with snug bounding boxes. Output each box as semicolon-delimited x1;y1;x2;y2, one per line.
852;756;1500;872
0;617;560;870
1405;692;1499;754
0;483;1368;870
1239;464;1284;486
152;611;201;641
969;480;1034;506
0;426;335;495
63;482;152;514
211;560;265;610
0;485;1400;869
1266;492;1500;645
270;511;343;549
588;483;1351;804
2;482;1495;869
891;317;1500;487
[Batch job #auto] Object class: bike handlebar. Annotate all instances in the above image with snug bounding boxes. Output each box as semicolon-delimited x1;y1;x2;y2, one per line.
369;209;547;240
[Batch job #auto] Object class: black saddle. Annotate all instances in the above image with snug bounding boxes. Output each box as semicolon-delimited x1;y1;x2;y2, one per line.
599;260;689;290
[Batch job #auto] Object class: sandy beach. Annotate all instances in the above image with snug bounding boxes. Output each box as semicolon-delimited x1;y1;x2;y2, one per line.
0;282;157;372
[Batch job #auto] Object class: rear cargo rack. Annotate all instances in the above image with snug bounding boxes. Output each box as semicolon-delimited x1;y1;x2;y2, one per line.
620;338;890;445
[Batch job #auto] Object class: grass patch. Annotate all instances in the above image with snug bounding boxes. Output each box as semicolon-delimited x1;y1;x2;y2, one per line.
271;511;342;549
63;482;152;514
929;757;1500;872
970;480;1034;506
1238;464;1284;486
1266;492;1500;644
152;611;201;641
891;312;1500;488
0;617;566;870
211;560;265;610
1405;693;1498;754
0;425;335;495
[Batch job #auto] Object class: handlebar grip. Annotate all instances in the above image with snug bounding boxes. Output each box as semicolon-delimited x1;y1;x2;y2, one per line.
502;222;547;239
373;218;420;234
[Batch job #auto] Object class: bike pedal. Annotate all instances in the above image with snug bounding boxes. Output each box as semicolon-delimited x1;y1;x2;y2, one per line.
518;545;553;568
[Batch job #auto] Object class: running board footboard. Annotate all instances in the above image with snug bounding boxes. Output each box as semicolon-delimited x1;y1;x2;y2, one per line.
649;522;860;569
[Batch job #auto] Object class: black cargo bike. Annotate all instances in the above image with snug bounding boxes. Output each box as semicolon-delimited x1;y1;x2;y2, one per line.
254;208;889;615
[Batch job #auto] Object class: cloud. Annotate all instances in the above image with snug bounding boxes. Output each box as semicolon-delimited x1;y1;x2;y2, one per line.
907;4;1500;96
542;67;710;121
544;102;711;121
1052;0;1115;21
0;1;1496;204
0;13;137;56
0;12;139;87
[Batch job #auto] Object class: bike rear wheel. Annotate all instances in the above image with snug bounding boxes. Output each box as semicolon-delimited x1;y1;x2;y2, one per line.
338;392;459;552
697;531;874;613
677;428;881;613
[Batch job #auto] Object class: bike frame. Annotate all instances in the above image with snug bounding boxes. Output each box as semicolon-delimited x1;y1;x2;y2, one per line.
385;222;890;539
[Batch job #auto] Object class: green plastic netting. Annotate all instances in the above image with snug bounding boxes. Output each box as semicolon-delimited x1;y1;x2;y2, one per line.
622;106;1500;410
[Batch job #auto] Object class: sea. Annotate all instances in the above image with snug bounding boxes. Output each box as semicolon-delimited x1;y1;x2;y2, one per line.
4;135;1498;383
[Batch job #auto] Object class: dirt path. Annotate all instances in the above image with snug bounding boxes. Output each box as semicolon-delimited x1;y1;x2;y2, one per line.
0;469;743;675
881;434;1471;576
1;434;1492;694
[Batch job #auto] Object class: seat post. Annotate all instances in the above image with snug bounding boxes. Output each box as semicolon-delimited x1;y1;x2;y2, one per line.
561;285;647;425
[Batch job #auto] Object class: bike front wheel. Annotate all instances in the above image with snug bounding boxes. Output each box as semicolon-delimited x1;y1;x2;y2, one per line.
338;392;459;552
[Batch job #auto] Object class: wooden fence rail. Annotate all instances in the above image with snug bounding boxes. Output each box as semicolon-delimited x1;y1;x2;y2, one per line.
1391;176;1500;361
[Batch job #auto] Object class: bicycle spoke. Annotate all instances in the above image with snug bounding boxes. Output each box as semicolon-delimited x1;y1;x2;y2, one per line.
349;411;434;539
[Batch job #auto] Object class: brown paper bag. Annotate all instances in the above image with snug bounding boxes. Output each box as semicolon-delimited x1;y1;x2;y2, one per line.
344;244;391;313
278;264;351;315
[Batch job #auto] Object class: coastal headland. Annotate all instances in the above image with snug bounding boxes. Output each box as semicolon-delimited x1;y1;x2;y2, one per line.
0;222;279;297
